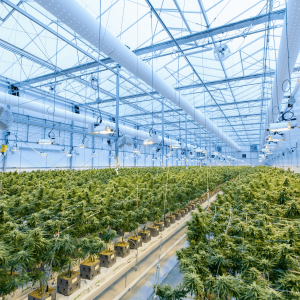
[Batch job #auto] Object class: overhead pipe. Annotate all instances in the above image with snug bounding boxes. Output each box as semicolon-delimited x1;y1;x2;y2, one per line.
0;92;194;150
261;0;300;146
34;0;240;152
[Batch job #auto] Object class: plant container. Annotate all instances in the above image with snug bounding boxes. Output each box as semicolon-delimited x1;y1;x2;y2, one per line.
179;210;185;217
191;204;196;210
163;218;171;228
99;250;117;268
80;259;100;280
28;286;56;300
167;215;175;224
114;242;130;258
187;206;192;212
173;212;181;221
154;221;164;232
128;236;142;249
148;225;159;237
57;271;80;296
138;230;151;243
184;208;189;214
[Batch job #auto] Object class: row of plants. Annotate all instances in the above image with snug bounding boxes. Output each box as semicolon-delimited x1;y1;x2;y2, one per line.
155;166;300;299
0;166;251;299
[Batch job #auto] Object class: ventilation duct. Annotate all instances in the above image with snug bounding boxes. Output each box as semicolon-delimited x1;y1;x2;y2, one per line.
34;0;240;152
0;105;13;131
261;0;300;147
0;92;194;150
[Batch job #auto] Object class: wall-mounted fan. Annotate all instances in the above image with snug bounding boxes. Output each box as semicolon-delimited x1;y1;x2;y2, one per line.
117;135;133;149
214;44;231;61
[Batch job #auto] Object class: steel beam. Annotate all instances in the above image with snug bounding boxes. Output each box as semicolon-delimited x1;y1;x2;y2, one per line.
91;66;300;105
133;8;285;56
14;8;285;87
149;113;262;126
122;98;272;118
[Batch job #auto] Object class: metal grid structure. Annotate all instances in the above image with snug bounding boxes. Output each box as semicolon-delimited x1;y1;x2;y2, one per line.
0;0;299;165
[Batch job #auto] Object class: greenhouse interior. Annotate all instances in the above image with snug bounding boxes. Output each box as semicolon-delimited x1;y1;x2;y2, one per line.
0;0;300;299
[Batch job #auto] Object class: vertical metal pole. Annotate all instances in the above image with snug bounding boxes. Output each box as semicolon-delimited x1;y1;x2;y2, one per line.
2;131;8;172
185;113;188;169
92;136;95;168
109;150;111;168
70;122;73;170
162;98;164;168
209;132;211;168
115;65;120;174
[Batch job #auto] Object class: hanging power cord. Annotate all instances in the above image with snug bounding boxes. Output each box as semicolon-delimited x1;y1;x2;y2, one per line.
154;131;173;298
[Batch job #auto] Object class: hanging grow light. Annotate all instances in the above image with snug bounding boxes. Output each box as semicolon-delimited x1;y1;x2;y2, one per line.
195;147;203;153
78;136;89;148
40;152;48;157
100;125;114;135
133;149;140;154
11;145;19;151
89;123;115;135
267;135;285;142
143;138;155;145
202;149;207;154
171;143;182;149
269;122;291;132
38;139;52;145
265;144;278;149
66;153;72;157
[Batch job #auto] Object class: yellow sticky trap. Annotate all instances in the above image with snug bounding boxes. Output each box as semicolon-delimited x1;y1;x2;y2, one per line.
0;145;7;153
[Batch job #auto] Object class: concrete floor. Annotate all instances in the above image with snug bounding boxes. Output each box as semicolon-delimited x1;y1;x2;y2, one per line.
93;226;188;300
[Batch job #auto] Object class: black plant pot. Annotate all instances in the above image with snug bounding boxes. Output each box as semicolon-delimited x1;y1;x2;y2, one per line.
80;259;100;280
138;230;151;243
167;215;176;224
128;236;142;249
99;250;117;268
148;226;159;237
173;213;181;221
57;271;81;296
114;242;130;258
28;286;56;300
154;221;164;232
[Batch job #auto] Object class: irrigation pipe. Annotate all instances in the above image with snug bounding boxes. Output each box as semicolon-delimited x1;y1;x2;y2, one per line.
112;233;187;300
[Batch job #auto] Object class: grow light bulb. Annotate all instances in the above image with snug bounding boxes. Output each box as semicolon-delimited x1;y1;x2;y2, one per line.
269;122;291;132
38;139;52;145
66;153;72;157
40;152;48;157
99;125;114;135
171;144;182;149
143;138;155;145
11;146;19;151
267;135;283;142
133;149;140;154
